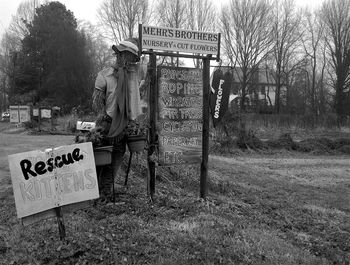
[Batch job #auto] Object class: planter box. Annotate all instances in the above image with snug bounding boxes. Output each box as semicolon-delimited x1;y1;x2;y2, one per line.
93;145;113;166
127;135;147;153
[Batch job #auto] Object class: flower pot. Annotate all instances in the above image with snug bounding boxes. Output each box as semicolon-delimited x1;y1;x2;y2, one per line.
93;145;113;166
127;134;147;153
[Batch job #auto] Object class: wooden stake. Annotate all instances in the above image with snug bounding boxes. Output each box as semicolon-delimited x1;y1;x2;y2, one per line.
200;57;211;199
147;52;157;201
54;207;66;240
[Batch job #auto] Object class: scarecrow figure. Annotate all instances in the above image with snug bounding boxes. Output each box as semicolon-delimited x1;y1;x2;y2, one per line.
92;38;142;202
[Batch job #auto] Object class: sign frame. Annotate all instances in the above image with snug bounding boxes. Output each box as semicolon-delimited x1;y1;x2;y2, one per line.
139;24;220;200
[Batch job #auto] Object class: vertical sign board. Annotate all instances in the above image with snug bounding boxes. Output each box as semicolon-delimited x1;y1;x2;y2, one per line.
210;68;233;127
19;105;31;123
8;142;99;219
9;105;19;123
157;66;203;165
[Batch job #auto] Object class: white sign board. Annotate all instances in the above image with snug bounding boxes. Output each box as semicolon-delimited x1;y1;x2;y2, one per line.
10;105;31;123
76;121;96;131
8;142;99;218
19;106;31;123
33;108;39;117
41;109;51;118
10;106;19;123
141;25;219;55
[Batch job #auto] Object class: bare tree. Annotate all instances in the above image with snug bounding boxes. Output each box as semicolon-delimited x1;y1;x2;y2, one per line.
320;0;350;119
270;0;303;114
0;0;41;109
154;0;188;66
0;32;19;109
78;21;114;73
302;9;325;115
97;0;150;43
156;0;188;28
220;0;273;112
188;0;218;68
7;0;41;48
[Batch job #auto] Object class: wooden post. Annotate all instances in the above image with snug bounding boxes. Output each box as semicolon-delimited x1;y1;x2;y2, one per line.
54;207;66;240
38;107;41;132
200;57;210;199
147;52;157;201
50;108;54;131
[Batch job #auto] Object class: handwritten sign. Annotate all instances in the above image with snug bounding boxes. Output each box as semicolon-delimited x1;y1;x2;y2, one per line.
8;142;99;218
141;25;219;55
157;66;203;165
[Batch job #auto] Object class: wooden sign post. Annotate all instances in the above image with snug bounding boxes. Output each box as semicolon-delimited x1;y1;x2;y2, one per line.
139;24;220;199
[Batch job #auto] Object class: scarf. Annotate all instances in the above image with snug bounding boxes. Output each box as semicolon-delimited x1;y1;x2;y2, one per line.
107;66;130;138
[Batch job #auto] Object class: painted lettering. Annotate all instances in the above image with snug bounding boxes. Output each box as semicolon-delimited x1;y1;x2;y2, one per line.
214;80;224;119
19;148;84;180
20;159;37;180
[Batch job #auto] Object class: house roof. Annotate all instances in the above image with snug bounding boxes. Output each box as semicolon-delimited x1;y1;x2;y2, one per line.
213;66;276;86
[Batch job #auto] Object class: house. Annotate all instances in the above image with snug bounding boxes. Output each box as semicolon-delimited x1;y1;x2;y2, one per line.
212;66;287;113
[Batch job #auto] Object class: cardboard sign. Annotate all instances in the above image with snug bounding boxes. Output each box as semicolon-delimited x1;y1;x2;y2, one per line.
141;25;219;55
210;68;233;127
8;142;99;218
157;66;203;165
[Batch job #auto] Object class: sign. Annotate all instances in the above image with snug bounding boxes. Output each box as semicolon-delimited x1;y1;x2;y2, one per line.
210;68;233;127
33;108;39;117
8;142;99;218
157;66;203;165
19;106;31;123
9;106;19;123
76;121;96;131
141;25;219;55
41;109;51;118
10;105;31;123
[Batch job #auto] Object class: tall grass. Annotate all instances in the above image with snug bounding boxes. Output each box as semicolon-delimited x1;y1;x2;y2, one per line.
211;113;350;142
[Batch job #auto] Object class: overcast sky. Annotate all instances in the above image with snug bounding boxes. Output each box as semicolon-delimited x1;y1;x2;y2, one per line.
0;0;324;42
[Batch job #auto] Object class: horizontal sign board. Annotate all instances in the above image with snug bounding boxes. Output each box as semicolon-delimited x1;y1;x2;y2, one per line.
8;142;99;218
41;109;51;118
141;25;219;55
10;105;31;123
76;121;96;131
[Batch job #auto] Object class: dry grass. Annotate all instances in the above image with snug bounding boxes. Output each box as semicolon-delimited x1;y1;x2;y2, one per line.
0;122;349;264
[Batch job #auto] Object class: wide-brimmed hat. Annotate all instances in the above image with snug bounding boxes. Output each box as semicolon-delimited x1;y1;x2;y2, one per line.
112;38;139;56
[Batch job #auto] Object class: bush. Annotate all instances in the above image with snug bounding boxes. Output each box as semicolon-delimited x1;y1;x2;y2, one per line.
237;128;266;150
23;120;38;129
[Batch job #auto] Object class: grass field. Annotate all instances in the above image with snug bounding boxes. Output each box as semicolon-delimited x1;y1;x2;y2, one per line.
0;122;349;264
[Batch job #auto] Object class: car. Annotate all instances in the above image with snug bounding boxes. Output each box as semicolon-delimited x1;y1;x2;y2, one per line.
1;111;10;122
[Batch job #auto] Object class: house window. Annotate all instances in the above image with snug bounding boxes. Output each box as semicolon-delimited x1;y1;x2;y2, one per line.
260;86;266;94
